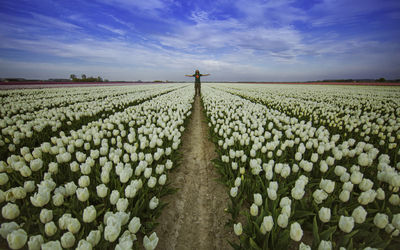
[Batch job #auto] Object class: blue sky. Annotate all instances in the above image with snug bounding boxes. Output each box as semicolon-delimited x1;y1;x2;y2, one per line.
0;0;399;81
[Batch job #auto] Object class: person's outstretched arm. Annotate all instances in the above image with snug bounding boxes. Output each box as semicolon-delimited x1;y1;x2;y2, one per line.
185;74;194;77
201;73;210;76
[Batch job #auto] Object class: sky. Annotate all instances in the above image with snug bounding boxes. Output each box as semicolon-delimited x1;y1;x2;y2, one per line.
0;0;399;82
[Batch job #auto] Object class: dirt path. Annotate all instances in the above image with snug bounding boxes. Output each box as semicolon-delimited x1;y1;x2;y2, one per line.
155;95;236;249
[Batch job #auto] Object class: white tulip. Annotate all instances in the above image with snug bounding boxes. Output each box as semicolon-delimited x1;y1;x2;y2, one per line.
358;153;370;167
149;196;159;210
147;176;157;188
352;206;367;224
0;173;9;185
128;217;141;234
234;177;241;187
27;235;44;250
83;205;97;223
350;171;363;184
101;170;110;183
359;178;373;191
358;189;377;205
65;181;77;196
392;214;400;230
342;182;354;192
320;179;335;194
254;193;263;206
262;216;274;232
334;165;346;176
230;187;238;198
318;240;332;250
117;198;129;212
29;159;43;171
339;215;354;233
40;209;53;224
61;232;75;248
67;218;81;234
319;161;328;173
70;161;80;172
143;232;159;250
318;207;331;223
158;174;167;185
234;222;242;236
96;184;108;198
389;194;400;206
277;213;288;228
280;197;291;208
41;240;62;250
45;221;57;237
7;229;27;249
110;190;120;205
52;193;64;206
143;167;152;179
76;187;89;202
250;203;258;216
2;203;20;219
290;222;303;241
23;181;35;193
313;189;328;204
76;239;92;250
78;175;90;187
269;181;278;190
58;213;72;230
267;188;277;200
299;242;311;250
374;213;389;229
86;230;101;247
291;186;305;200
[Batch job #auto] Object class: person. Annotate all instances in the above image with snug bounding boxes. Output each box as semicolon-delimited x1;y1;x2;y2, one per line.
185;69;210;96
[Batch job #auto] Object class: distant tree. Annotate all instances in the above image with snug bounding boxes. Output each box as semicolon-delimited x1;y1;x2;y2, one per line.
97;76;103;82
70;74;77;80
377;77;386;82
81;74;87;80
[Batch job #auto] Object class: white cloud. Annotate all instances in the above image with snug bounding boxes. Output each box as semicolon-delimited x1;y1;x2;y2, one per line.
310;0;400;27
97;24;126;36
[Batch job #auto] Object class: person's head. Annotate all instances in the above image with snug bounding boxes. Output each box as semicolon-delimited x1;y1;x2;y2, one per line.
195;69;199;74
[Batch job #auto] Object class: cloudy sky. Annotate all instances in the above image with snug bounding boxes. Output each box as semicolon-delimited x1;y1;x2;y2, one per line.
0;0;399;81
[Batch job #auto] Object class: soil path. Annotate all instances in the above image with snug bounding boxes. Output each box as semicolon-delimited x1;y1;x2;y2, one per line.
155;95;236;249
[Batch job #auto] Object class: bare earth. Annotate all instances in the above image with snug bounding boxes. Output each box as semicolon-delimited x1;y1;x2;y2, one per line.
155;95;236;250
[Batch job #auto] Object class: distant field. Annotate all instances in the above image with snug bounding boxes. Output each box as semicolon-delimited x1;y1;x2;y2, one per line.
234;82;400;86
1;81;399;90
0;81;162;90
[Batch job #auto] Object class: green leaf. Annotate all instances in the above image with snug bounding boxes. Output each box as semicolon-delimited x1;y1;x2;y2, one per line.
249;238;262;250
341;230;359;247
320;226;337;241
276;229;290;250
347;238;353;250
371;238;392;249
312;216;320;248
292;210;316;220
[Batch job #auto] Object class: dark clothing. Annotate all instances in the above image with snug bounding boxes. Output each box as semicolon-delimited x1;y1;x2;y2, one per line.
195;82;201;96
193;72;202;84
193;72;203;96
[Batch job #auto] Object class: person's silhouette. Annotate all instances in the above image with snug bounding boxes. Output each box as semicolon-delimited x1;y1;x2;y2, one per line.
185;69;210;96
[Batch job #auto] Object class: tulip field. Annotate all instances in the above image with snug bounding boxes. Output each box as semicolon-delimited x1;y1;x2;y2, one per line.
0;84;194;249
202;83;400;249
0;82;399;249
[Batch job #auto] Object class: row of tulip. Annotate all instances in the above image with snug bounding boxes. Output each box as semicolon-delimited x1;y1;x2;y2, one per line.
201;83;400;249
0;83;194;249
0;84;181;160
1;85;158;116
215;84;399;158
